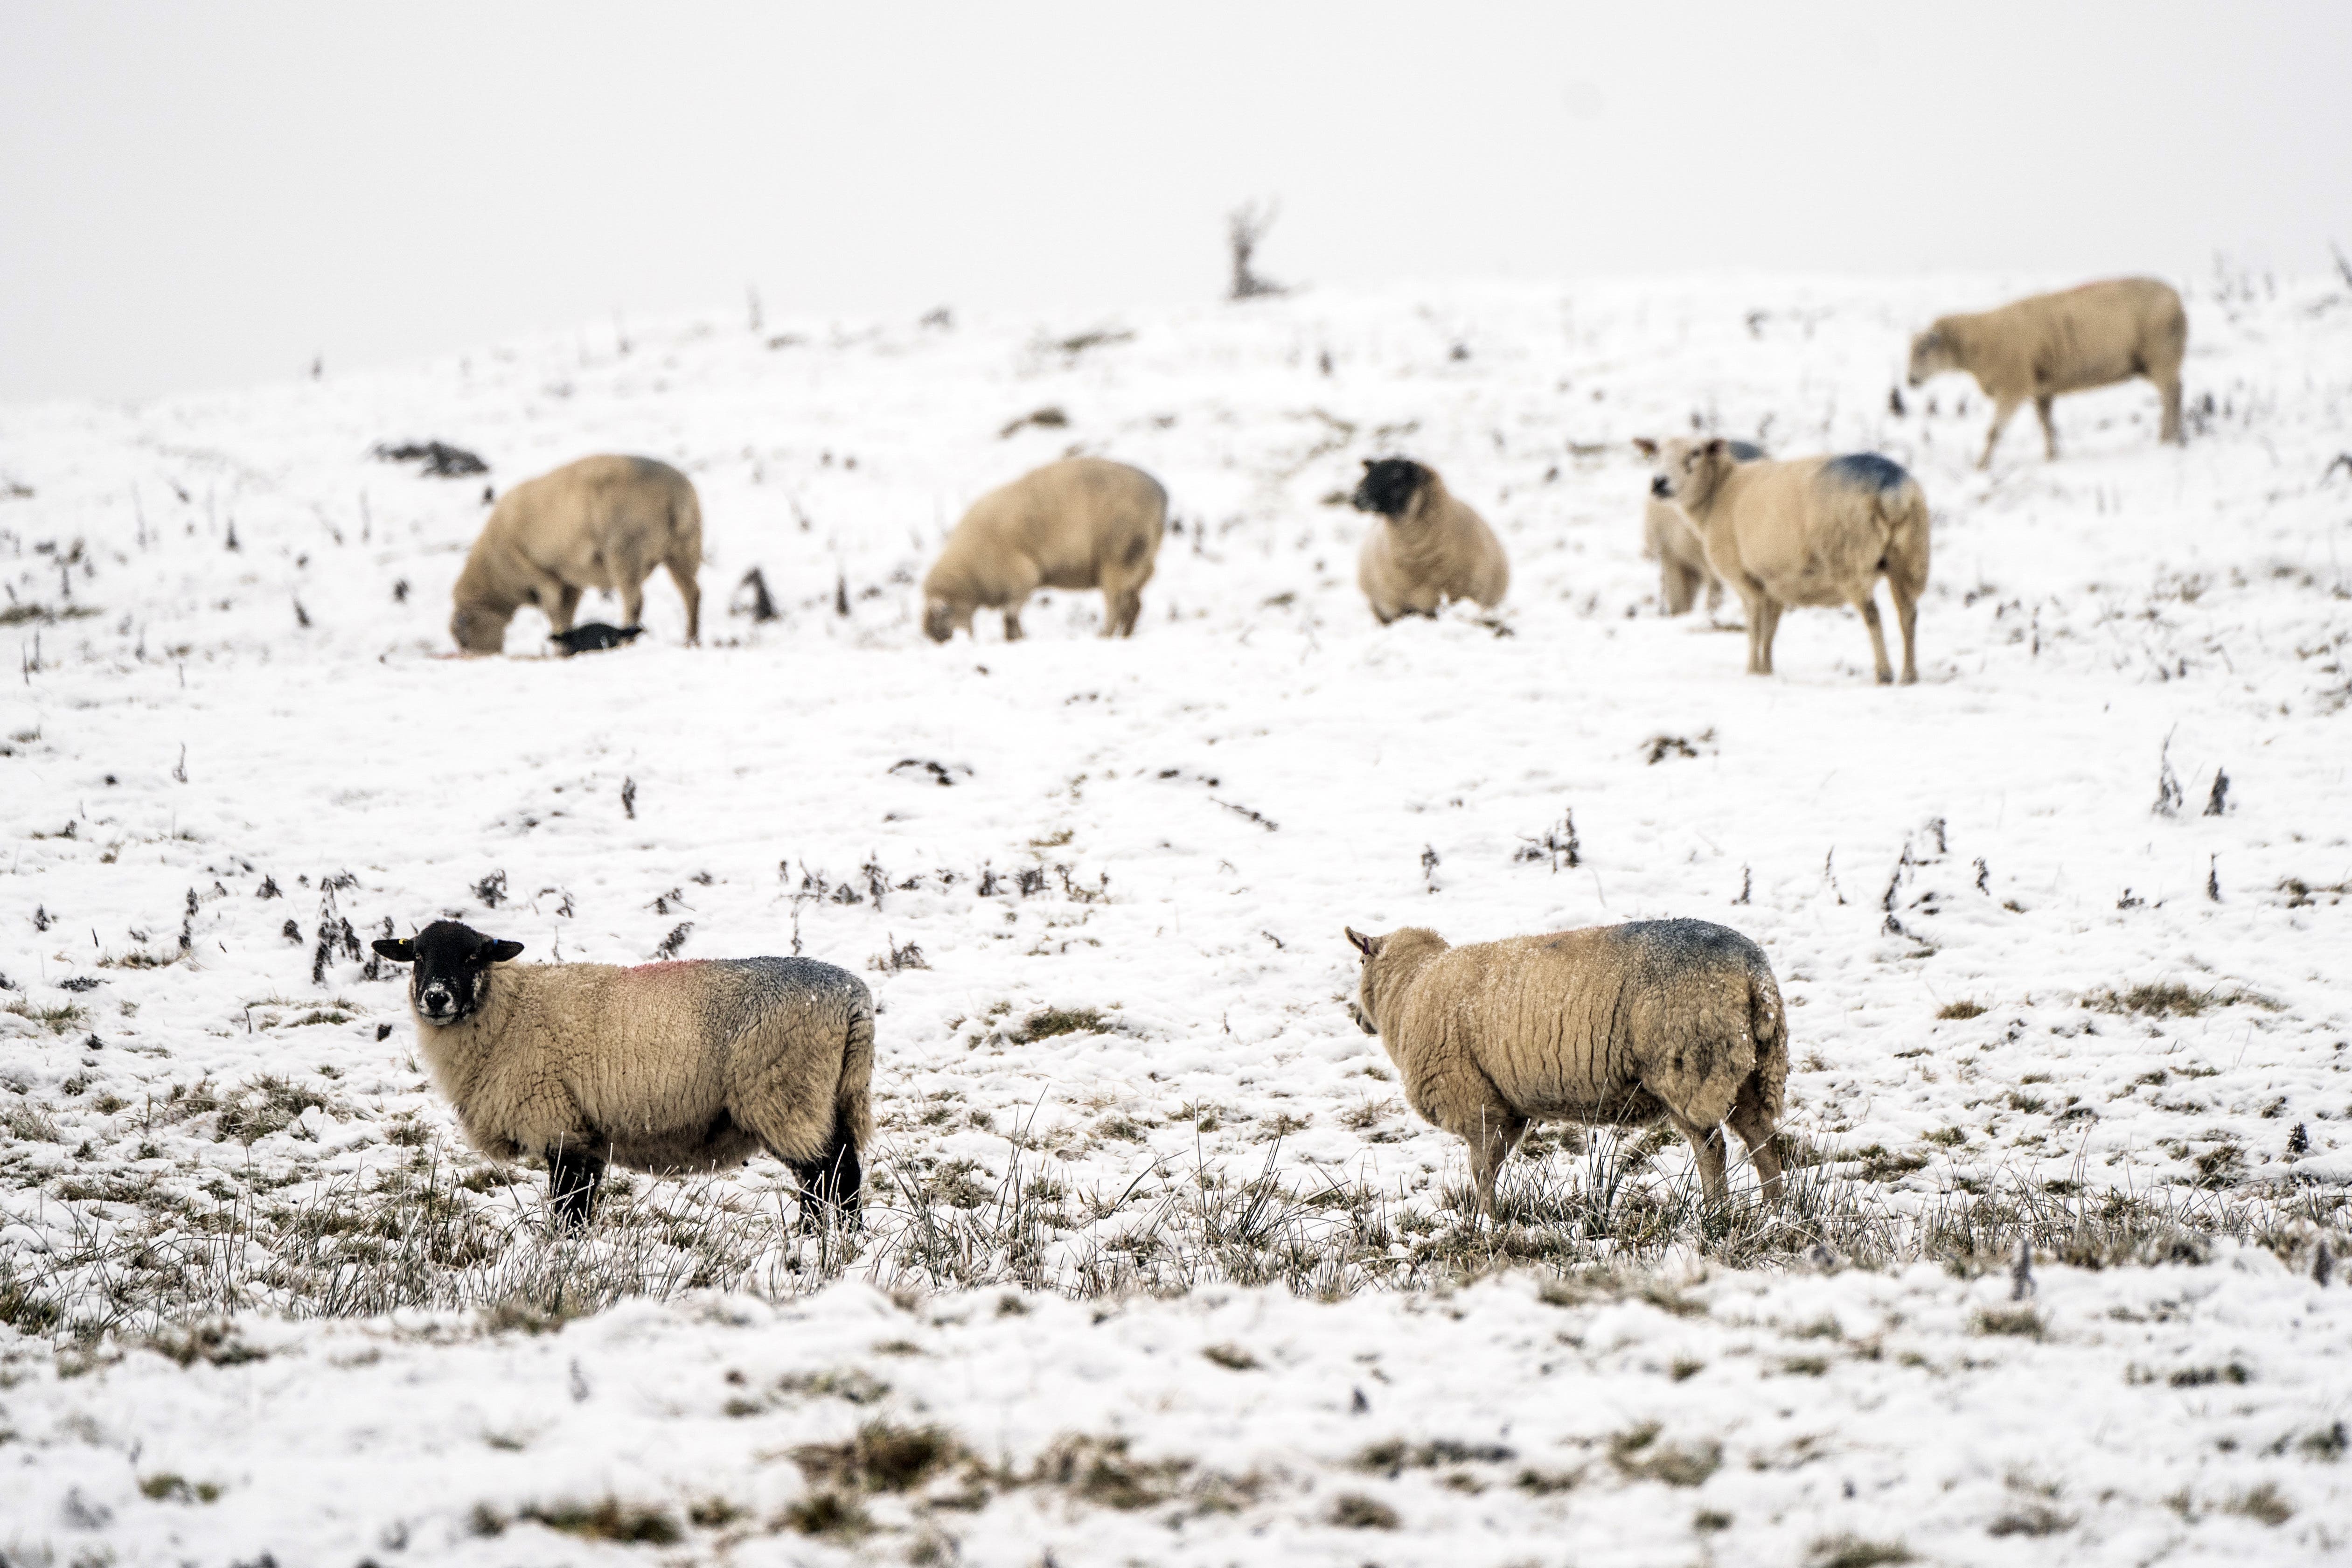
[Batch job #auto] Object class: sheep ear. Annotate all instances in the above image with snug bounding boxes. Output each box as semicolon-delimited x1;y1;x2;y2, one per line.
1631;437;1658;458
1344;926;1379;957
371;938;414;962
486;940;524;962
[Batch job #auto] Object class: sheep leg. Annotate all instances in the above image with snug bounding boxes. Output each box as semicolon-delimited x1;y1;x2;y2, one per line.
1668;1114;1731;1207
1455;1104;1527;1224
546;1145;605;1233
550;585;583;633
1660;561;1695;616
665;555;701;643
789;1120;864;1231
1886;568;1921;687
1853;591;1894;685
1733;583;1769;673
1727;1085;1783;1204
1099;582;1142;638
1978;396;2021;469
1751;596;1783;676
2157;373;2184;444
1001;599;1027;641
2033;396;2059;459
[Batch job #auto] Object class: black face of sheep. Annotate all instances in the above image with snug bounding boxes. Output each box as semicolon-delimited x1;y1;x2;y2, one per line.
1351;458;1429;519
549;622;645;656
372;920;523;1024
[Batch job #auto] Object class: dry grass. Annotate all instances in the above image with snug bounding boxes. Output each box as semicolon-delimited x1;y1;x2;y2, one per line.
1011;1007;1108;1043
0;1118;2342;1348
2083;980;2272;1017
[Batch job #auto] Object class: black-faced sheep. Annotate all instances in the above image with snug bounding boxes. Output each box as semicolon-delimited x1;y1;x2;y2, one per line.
451;454;703;654
921;457;1167;641
1634;438;1764;616
1907;277;2187;467
1349;458;1509;623
1344;919;1787;1220
1646;439;1930;685
372;920;872;1231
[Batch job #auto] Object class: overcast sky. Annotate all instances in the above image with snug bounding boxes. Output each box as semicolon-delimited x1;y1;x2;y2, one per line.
4;1;2346;403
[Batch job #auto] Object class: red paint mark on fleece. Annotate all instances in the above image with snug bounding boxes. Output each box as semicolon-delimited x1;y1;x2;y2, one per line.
621;960;709;982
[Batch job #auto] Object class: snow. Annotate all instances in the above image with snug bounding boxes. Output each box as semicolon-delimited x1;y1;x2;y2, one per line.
2;1258;2347;1564
3;269;2351;1562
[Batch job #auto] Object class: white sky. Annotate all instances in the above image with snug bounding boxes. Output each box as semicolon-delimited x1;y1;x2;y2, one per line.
4;0;2346;403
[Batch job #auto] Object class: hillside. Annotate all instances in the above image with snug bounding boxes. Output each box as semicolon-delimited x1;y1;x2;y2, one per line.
2;272;2349;1563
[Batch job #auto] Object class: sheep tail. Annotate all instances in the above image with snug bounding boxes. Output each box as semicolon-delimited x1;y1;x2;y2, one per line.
819;990;876;1221
1876;477;1932;576
836;989;876;1152
1747;959;1788;1123
673;481;706;568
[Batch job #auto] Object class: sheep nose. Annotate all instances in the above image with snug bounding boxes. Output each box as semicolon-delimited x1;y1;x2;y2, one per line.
419;983;453;1016
1649;476;1671;498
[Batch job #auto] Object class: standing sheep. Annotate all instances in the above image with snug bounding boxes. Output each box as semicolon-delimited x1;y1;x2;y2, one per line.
921;458;1167;641
372;920;872;1232
1635;438;1764;616
1350;458;1509;623
1645;438;1930;685
1343;919;1787;1220
450;454;703;654
1907;277;2187;467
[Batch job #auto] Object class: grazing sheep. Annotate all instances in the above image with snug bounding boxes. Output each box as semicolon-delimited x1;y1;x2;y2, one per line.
1350;458;1509;623
372;920;872;1232
1907;277;2187;467
1634;438;1764;616
1646;439;1930;684
451;454;703;654
1343;919;1786;1219
921;457;1167;641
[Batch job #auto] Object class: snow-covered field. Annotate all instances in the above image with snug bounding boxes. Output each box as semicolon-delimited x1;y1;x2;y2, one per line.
3;270;2349;1563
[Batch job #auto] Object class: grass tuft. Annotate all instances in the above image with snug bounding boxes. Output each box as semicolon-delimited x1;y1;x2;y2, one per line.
1809;1538;1913;1568
1013;1006;1109;1043
2084;981;2272;1017
1329;1492;1400;1529
789;1420;961;1494
517;1498;682;1544
1970;1306;2046;1339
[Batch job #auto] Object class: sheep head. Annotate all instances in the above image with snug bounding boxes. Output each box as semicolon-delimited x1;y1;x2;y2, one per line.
450;602;513;655
921;597;972;643
1342;926;1387;1035
1907;326;1957;388
1642;437;1733;511
1350;458;1430;521
372;919;523;1025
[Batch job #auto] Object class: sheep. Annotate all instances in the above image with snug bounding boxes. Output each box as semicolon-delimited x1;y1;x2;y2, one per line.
1343;919;1786;1220
1645;438;1930;684
1633;438;1763;616
921;457;1166;641
1906;277;2187;468
371;920;872;1232
1349;458;1509;623
450;454;703;654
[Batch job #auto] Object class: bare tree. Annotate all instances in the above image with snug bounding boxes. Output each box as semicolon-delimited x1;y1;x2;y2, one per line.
1227;200;1288;301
